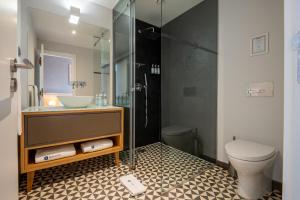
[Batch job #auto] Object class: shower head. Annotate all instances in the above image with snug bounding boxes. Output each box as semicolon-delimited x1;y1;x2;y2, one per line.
138;27;160;40
93;32;105;47
93;36;101;47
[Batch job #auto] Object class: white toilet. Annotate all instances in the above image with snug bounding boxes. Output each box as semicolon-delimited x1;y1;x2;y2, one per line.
225;139;276;199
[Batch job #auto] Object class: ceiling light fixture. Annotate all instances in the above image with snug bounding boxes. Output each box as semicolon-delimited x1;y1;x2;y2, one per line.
72;30;76;35
69;6;80;25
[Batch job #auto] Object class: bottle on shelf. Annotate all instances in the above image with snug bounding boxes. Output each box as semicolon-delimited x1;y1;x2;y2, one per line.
122;94;125;106
99;93;104;106
116;95;120;105
95;94;99;106
103;93;108;106
151;64;155;74
126;94;129;105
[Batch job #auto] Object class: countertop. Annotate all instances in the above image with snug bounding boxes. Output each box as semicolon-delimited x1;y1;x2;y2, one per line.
22;105;122;114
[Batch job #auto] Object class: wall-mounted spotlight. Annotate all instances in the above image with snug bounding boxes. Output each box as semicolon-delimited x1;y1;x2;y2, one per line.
69;6;80;25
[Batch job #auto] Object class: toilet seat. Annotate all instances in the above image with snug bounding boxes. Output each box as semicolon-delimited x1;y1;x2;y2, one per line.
225;140;275;162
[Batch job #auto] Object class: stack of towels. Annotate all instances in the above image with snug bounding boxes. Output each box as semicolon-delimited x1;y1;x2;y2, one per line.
80;139;113;153
35;144;76;163
35;139;114;163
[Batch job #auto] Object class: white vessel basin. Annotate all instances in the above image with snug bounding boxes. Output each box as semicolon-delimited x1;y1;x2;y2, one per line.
57;96;94;108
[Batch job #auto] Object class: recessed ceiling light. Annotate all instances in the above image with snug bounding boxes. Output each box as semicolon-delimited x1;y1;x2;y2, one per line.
72;30;76;35
69;6;80;25
69;15;79;24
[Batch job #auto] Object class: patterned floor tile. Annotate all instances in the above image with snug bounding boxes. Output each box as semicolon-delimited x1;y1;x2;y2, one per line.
19;143;282;200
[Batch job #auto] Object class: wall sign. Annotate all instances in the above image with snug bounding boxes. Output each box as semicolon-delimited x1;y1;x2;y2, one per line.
250;33;269;56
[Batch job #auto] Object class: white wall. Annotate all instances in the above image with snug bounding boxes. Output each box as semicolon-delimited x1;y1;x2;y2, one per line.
20;1;37;109
40;40;101;96
283;0;300;198
27;29;37;85
218;0;284;182
0;1;19;199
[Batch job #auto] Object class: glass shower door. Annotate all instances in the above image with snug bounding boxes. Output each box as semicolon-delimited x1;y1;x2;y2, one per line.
113;0;218;197
160;0;218;193
113;0;136;169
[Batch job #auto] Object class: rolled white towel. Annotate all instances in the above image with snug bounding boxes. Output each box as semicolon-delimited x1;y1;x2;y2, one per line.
80;139;113;153
35;144;76;163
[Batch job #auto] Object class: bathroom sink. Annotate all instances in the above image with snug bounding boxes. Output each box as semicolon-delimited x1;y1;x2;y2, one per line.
57;96;94;108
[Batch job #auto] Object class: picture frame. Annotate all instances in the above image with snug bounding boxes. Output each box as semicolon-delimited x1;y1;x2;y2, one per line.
250;32;269;56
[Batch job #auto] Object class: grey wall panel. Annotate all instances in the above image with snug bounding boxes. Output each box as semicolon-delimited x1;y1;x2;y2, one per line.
161;0;218;158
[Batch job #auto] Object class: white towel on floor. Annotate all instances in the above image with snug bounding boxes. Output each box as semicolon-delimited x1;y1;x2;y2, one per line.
120;174;147;196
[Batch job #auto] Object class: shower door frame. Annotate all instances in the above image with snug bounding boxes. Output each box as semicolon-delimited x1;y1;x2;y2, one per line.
129;0;136;169
113;0;137;169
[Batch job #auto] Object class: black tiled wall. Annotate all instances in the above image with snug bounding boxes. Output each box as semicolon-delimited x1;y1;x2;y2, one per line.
135;20;161;147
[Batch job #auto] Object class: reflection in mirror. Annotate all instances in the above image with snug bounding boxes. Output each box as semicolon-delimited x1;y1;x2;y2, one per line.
113;1;131;108
20;0;112;108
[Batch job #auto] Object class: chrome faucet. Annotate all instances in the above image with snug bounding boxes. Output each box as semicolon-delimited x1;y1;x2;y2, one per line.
71;81;87;89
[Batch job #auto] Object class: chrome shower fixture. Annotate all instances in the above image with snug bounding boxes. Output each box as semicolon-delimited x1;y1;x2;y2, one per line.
136;62;146;69
93;32;105;47
144;73;148;128
138;27;155;34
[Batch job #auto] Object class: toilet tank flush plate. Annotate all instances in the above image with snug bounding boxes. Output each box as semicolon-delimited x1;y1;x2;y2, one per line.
247;82;274;97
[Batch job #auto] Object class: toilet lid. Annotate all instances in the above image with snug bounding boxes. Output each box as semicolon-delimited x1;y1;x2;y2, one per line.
162;126;192;136
225;140;276;162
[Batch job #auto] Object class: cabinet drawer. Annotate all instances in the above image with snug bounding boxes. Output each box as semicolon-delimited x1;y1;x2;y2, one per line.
24;111;121;147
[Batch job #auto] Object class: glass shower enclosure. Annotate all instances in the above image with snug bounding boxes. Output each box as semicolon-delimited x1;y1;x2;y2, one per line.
113;0;136;168
113;0;218;197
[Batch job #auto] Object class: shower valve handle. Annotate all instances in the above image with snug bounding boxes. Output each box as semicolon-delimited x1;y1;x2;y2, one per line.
134;83;144;92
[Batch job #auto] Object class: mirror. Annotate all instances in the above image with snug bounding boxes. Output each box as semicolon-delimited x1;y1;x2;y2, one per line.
113;1;131;107
19;0;112;108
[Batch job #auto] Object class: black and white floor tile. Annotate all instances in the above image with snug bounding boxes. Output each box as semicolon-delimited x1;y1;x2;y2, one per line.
19;143;282;200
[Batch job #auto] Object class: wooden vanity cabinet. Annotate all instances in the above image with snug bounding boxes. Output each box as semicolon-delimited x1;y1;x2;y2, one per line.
19;107;124;192
24;111;122;147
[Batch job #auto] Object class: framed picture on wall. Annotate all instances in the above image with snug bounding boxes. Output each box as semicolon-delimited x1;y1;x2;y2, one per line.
250;32;269;56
